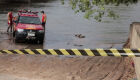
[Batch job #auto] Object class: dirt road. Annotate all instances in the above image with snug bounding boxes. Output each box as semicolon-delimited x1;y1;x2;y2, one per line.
0;55;136;80
0;32;136;80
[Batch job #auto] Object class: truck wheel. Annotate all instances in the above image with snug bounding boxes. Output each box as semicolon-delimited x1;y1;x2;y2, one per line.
13;31;15;37
39;39;44;44
15;37;19;43
15;32;19;43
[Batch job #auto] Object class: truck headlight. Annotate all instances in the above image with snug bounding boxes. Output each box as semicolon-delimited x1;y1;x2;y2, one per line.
17;29;24;32
39;30;44;33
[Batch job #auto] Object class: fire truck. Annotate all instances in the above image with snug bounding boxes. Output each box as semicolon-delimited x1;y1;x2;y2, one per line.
13;10;44;43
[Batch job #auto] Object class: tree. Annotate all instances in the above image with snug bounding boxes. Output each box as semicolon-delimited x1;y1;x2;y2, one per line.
61;0;138;22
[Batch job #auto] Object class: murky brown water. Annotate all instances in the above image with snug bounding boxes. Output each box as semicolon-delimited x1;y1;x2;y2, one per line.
0;0;140;49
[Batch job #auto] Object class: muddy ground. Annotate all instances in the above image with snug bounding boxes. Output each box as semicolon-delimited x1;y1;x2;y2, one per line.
0;55;136;80
0;32;136;80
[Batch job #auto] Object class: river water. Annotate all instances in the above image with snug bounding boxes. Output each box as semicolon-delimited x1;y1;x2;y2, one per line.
0;0;140;49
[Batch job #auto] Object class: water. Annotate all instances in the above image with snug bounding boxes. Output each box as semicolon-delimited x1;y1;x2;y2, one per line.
0;0;140;49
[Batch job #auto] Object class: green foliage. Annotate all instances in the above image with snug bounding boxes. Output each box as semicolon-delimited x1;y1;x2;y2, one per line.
61;0;138;22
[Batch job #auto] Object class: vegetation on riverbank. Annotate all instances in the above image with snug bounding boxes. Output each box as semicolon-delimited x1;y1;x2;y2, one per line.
62;0;138;22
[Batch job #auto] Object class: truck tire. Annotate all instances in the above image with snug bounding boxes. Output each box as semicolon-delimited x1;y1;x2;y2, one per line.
13;31;15;37
39;39;44;44
15;32;19;43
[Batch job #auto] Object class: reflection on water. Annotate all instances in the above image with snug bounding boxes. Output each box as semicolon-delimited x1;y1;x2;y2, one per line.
0;0;140;49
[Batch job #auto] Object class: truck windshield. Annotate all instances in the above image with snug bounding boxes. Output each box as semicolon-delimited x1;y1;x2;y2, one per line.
19;16;41;25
